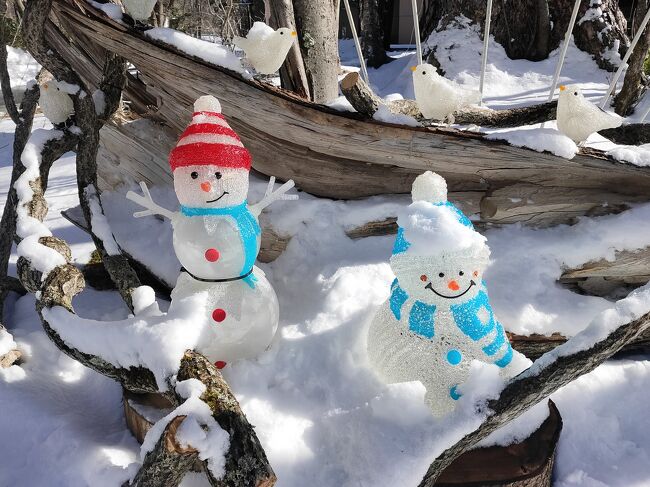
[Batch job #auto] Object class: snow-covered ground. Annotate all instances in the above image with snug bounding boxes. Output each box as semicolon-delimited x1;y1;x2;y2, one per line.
2;29;650;486
2;113;650;486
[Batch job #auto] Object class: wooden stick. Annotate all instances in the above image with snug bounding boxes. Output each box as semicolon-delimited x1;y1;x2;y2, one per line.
125;416;199;487
600;6;650;109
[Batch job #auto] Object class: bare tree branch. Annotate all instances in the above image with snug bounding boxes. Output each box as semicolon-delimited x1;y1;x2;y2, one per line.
419;308;650;486
124;416;199;487
23;0;141;309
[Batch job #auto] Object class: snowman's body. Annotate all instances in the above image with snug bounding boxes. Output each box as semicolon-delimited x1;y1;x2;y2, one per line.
367;280;513;417
171;206;258;281
170;268;279;362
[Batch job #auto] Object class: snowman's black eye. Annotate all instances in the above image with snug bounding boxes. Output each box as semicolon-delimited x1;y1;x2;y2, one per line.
215;172;222;179
438;272;444;278
459;271;464;276
190;171;198;179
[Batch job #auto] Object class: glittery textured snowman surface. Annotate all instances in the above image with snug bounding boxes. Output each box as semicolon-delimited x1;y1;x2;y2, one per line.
127;95;296;366
366;172;517;417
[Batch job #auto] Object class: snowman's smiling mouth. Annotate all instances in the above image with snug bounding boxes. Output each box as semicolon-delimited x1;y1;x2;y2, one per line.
425;280;476;299
206;191;229;203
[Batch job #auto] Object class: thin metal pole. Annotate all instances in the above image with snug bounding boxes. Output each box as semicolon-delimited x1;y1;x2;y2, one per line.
640;98;650;122
342;0;369;84
546;0;581;103
600;6;650;109
411;0;422;65
478;0;493;106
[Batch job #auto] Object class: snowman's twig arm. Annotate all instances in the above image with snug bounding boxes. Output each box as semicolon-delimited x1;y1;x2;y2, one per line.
126;182;176;221
250;178;297;216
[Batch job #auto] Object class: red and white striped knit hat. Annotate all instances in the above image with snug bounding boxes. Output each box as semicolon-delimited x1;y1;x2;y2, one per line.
169;95;252;171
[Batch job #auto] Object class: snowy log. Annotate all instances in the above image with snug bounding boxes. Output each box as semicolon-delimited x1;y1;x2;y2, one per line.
419;289;650;486
0;72;40;318
42;0;650;225
176;351;277;487
599;123;650;145
125;416;200;487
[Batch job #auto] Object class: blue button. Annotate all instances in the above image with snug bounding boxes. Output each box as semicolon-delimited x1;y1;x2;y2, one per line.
449;385;462;400
447;349;462;365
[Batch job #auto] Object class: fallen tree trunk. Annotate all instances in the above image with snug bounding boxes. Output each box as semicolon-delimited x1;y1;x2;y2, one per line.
599;123;650;145
125;416;199;487
43;0;650;227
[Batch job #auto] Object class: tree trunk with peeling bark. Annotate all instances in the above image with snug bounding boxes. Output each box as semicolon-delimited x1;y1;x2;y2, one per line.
360;0;389;68
267;0;310;99
423;0;628;67
614;0;650;115
292;0;340;103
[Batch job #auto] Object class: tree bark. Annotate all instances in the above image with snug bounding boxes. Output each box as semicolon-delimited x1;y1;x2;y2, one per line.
267;0;310;99
614;0;650;115
24;0;142;310
419;307;650;486
176;351;277;487
360;0;389;68
125;416;199;487
292;0;340;103
568;0;629;72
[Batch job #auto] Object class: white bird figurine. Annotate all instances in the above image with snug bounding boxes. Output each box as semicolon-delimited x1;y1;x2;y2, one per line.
122;0;157;22
233;22;297;75
556;84;623;143
39;79;73;125
411;63;480;122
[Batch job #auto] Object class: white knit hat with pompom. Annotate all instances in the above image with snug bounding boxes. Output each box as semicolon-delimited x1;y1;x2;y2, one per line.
392;171;487;258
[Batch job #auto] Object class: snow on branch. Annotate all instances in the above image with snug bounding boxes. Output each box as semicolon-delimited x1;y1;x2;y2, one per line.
418;284;650;486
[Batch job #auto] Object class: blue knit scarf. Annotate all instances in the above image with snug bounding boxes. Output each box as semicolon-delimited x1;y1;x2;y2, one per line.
389;279;513;367
180;201;260;288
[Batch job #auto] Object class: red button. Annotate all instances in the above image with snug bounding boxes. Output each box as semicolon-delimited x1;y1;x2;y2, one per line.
205;248;220;262
215;361;227;369
212;308;226;322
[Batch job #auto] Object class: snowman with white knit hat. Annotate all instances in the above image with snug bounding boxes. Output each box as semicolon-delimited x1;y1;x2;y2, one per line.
127;95;296;368
367;171;518;417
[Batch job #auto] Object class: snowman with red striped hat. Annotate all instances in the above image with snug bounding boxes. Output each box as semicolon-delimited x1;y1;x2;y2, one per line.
127;95;296;368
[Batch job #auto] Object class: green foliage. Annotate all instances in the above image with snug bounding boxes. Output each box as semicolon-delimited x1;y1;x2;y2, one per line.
644;49;650;75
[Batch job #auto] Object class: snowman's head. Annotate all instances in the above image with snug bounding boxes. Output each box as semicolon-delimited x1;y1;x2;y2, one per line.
390;171;490;306
173;165;248;208
170;95;252;208
391;247;489;306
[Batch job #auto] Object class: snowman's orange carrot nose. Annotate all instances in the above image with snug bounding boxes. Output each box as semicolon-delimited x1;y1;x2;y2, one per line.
201;181;212;192
448;280;460;291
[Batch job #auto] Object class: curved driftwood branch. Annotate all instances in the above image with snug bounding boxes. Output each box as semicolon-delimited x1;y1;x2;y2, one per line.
24;0;142;309
419;307;650;486
176;351;277;487
124;416;199;487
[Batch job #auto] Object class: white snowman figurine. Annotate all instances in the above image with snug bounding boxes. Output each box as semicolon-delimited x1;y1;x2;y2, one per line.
127;95;296;368
367;172;518;417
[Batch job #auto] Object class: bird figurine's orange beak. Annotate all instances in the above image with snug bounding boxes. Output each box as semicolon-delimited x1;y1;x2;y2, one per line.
291;31;297;37
559;85;566;91
410;66;417;72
